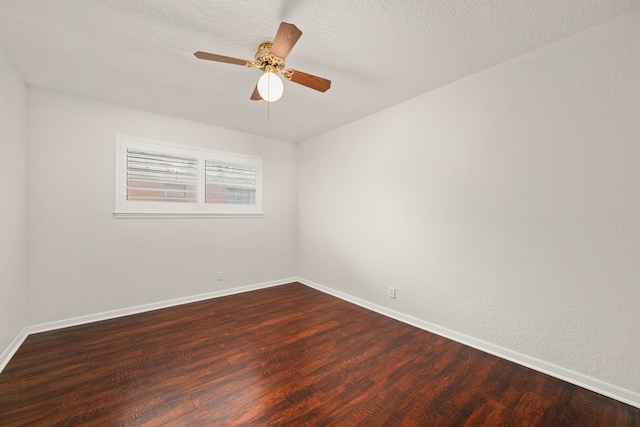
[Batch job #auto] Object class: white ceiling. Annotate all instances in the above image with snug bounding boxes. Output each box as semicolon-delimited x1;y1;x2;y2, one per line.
1;1;638;142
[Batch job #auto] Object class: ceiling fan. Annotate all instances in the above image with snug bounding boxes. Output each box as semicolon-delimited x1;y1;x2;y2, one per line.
194;22;331;102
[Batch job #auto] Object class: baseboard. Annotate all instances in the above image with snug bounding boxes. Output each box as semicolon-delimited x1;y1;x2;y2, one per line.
297;277;640;410
0;328;29;373
5;277;639;409
0;278;295;374
27;278;296;335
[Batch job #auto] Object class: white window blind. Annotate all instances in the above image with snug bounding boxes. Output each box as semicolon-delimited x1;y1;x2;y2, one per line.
205;160;257;205
127;150;198;203
115;135;262;218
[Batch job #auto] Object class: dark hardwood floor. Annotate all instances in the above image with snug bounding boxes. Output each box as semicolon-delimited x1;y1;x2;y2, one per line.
1;282;638;426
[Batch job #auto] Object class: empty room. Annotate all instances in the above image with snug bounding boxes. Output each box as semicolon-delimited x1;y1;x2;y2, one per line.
1;1;639;425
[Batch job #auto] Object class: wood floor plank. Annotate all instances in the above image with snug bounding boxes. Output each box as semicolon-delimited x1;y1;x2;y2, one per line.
0;282;638;426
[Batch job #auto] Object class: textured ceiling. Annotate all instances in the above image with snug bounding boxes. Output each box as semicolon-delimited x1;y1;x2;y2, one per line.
1;0;639;142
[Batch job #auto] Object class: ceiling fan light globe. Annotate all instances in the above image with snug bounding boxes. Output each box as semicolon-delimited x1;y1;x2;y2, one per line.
257;71;284;102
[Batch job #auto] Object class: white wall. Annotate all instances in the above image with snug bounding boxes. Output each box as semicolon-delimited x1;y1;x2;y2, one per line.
298;10;640;395
0;48;27;353
27;88;297;324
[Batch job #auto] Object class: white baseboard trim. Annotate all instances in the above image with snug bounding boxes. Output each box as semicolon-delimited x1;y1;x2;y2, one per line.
0;278;296;373
27;278;296;335
0;328;29;373
4;277;639;409
298;277;640;410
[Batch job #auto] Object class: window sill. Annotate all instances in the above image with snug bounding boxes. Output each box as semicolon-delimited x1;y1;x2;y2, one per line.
113;211;264;219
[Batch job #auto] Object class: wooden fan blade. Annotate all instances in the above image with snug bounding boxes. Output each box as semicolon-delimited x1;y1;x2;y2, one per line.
250;85;262;101
285;69;331;92
270;22;302;59
194;51;250;66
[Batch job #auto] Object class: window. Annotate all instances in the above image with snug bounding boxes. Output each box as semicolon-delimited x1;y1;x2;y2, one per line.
115;135;262;218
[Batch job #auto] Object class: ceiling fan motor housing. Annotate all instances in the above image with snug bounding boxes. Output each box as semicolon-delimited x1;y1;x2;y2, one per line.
254;42;285;73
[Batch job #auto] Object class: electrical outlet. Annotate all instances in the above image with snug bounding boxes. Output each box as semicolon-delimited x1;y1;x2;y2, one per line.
217;271;224;281
388;287;396;299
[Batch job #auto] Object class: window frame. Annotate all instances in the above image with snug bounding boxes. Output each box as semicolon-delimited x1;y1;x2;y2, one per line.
115;135;263;219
